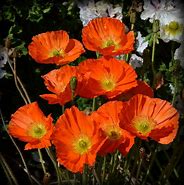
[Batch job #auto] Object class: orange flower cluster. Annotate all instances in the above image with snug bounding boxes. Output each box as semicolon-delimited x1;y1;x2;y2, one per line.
8;17;179;173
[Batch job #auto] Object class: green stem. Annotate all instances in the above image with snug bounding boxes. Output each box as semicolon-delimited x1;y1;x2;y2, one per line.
172;77;178;105
125;54;129;63
0;152;19;185
159;143;184;184
82;164;88;185
171;42;178;105
92;97;96;111
131;23;134;31
38;149;47;174
112;151;119;174
73;174;76;185
128;139;142;184
45;148;62;184
151;33;156;77
124;146;133;171
0;158;13;185
71;90;75;103
8;57;29;104
18;163;41;185
135;157;143;184
62;105;65;114
96;52;100;59
142;148;157;185
101;156;106;185
163;150;179;178
8;58;31;104
92;167;101;185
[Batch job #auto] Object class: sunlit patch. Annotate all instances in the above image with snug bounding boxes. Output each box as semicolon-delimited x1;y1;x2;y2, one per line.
133;116;156;135
28;123;47;139
73;135;92;155
56;82;67;93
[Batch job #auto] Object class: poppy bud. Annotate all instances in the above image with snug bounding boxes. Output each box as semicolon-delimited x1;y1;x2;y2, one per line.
70;76;77;91
152;20;160;33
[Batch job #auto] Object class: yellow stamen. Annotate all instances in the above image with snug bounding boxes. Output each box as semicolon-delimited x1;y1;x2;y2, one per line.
163;21;183;36
28;123;47;139
133;116;156;135
102;39;119;51
50;49;65;57
101;76;116;91
103;124;122;140
73;135;92;155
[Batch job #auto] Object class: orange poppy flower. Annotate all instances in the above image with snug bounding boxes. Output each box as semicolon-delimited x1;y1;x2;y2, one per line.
114;80;154;101
78;57;137;99
82;17;135;56
91;101;135;156
8;102;54;150
28;30;85;65
120;94;179;144
52;106;106;173
40;65;79;105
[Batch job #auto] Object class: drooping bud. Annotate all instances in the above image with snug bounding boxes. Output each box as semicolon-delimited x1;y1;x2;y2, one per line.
152;20;160;33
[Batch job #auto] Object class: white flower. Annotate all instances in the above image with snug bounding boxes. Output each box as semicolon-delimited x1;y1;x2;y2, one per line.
169;83;175;94
141;0;184;25
160;20;184;42
135;32;148;54
77;0;123;26
141;0;184;43
107;4;123;21
174;42;184;68
95;1;110;17
77;1;99;26
129;54;143;69
0;46;8;79
0;46;8;68
159;2;184;43
141;0;174;23
0;69;6;79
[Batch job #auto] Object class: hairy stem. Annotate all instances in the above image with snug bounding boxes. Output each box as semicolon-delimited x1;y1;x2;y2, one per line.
0;109;33;184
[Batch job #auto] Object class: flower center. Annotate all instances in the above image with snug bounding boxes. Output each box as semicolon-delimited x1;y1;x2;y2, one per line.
73;135;92;155
50;49;65;57
28;123;47;139
103;125;122;140
163;21;183;36
133;116;156;136
169;21;179;30
101;77;116;91
102;39;119;51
